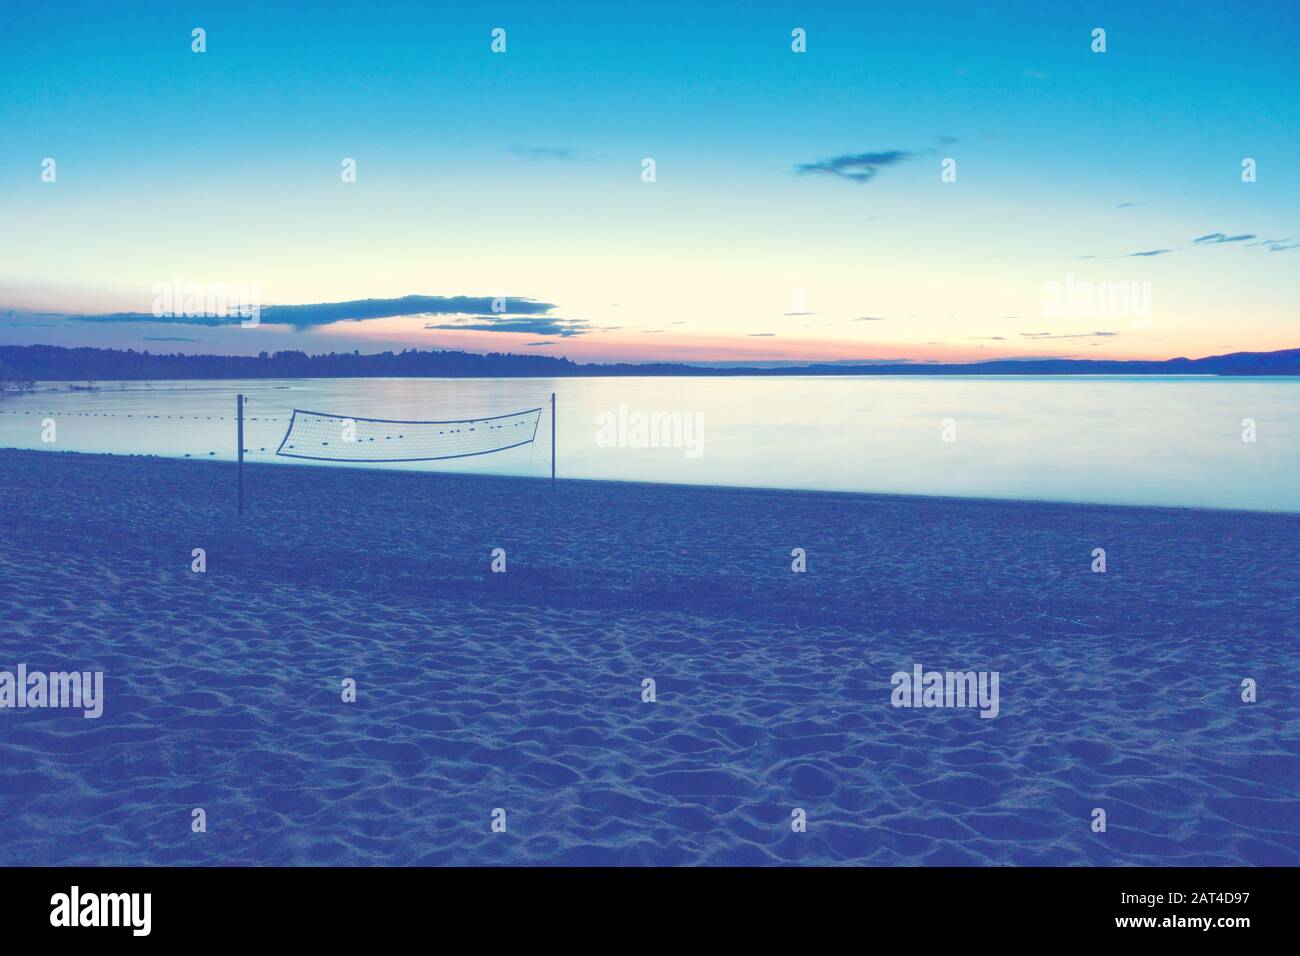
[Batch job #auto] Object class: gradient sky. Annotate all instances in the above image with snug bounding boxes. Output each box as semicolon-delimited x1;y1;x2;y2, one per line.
1;0;1297;364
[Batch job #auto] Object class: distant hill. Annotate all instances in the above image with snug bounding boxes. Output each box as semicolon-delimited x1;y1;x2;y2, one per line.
2;344;1298;382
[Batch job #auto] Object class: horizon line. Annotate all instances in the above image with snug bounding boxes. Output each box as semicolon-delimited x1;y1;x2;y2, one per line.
3;342;1298;377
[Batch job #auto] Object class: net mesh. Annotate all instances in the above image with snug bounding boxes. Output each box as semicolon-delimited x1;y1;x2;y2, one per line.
275;406;542;462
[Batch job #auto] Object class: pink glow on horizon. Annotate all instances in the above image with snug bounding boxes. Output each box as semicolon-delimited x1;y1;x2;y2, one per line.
336;326;978;364
332;322;1273;365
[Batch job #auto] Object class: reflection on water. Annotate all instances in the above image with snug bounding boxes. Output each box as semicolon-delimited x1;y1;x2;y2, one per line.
2;375;1297;512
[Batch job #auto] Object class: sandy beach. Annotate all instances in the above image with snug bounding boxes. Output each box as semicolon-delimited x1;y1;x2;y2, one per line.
1;448;1297;866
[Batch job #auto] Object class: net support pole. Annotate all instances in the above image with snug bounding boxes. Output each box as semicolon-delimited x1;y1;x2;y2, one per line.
237;393;245;515
550;392;556;486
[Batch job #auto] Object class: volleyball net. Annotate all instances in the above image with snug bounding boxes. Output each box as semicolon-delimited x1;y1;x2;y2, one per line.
274;405;543;463
0;389;556;514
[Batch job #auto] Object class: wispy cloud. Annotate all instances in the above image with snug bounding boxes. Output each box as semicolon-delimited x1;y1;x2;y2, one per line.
1094;230;1277;259
1021;331;1118;340
508;146;584;162
853;316;886;322
425;315;590;337
1249;238;1300;252
1193;232;1256;245
794;150;914;184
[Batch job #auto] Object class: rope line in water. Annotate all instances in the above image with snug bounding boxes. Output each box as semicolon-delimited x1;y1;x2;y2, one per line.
2;396;551;472
0;409;283;421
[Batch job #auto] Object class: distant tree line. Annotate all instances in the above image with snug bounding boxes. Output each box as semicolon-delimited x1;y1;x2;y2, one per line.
0;345;601;381
0;345;780;381
0;343;1296;384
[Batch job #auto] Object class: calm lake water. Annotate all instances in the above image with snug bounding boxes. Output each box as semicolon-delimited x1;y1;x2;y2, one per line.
2;376;1297;512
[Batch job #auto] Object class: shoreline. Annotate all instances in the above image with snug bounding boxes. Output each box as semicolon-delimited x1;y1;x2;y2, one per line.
5;446;1299;518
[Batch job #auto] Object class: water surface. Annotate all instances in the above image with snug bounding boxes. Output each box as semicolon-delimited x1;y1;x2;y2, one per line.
1;375;1296;511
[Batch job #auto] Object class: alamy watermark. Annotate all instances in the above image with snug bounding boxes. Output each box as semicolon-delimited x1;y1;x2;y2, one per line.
596;405;703;459
152;274;262;327
1042;273;1152;328
50;886;150;936
0;664;104;718
891;663;1000;719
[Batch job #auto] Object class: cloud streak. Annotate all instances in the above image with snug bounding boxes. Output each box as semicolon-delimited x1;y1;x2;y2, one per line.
794;150;914;184
1021;331;1118;340
38;294;560;330
259;295;556;328
508;146;584;162
1193;232;1256;244
1246;237;1300;252
1095;231;1279;259
425;316;591;337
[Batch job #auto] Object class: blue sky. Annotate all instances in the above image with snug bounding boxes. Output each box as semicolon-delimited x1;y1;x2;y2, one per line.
1;0;1297;363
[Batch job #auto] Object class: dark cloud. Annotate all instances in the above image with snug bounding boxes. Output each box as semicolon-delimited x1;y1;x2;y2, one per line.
748;332;776;337
260;295;555;327
56;294;557;330
1115;202;1146;209
1127;249;1174;257
59;311;232;327
0;309;77;328
794;150;914;184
